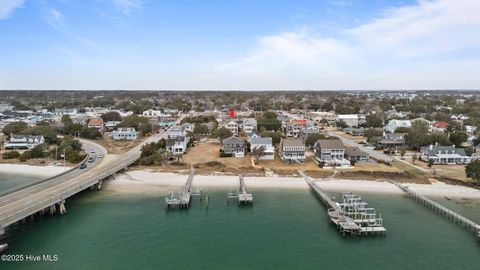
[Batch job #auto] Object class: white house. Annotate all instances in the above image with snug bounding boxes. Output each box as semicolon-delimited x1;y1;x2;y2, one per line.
168;126;184;139
166;136;188;155
181;123;195;134
250;137;274;160
142;109;170;118
5;135;45;149
385;119;411;133
336;114;359;127
113;127;137;141
421;145;471;165
225;120;239;135
242;118;257;135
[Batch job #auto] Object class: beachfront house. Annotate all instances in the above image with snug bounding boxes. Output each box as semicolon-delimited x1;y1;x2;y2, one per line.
279;138;305;163
5;135;45;149
166;136;188;155
250;137;275;160
222;136;245;158
384;119;411;133
313;139;350;167
336;114;359;127
344;147;369;162
420;145;471;165
112;127;137;141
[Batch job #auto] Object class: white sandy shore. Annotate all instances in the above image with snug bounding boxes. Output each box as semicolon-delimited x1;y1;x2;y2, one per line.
104;170;480;199
0;164;71;177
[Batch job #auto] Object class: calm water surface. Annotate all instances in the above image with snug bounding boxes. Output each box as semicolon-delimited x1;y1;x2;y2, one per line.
1;186;479;270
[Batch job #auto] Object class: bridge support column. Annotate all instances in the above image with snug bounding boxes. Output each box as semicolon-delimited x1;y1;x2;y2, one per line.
48;205;56;215
59;200;67;215
0;225;4;236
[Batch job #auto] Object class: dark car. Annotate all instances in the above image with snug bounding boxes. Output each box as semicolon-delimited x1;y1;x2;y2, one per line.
79;163;87;169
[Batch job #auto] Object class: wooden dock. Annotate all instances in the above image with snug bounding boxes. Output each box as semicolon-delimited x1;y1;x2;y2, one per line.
390;181;480;239
165;167;199;209
227;174;253;205
299;171;386;236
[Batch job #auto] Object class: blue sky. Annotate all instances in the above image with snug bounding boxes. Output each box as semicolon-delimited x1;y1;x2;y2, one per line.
1;0;479;90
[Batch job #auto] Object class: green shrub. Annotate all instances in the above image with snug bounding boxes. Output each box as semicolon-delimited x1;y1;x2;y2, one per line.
2;151;20;159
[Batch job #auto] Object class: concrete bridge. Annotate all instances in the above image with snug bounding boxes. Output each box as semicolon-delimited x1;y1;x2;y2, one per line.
0;129;171;242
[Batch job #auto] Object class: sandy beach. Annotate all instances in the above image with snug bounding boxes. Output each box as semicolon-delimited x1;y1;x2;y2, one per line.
104;170;480;199
0;163;71;177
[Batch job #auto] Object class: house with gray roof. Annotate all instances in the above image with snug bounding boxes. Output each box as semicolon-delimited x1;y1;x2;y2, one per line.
166;136;188;155
250;137;274;160
279;138;305;163
222;136;245;158
345;147;369;162
421;145;471;165
313;139;351;167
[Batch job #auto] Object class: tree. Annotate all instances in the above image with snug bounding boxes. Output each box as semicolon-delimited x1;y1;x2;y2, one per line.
2;121;28;135
364;128;383;144
215;127;233;140
101;111;121;122
80;127;102;139
465;159;480;184
30;144;46;158
449;131;468;147
428;132;450;146
412;154;418;164
193;124;209;135
407;121;430;150
118;115;152;136
257;111;281;131
365;115;383;128
400;147;406;159
28;124;58;144
252;146;266;162
336;120;348;129
305;133;326;148
427;159;434;168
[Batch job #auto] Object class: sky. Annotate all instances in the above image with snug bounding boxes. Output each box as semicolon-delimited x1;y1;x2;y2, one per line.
0;0;480;90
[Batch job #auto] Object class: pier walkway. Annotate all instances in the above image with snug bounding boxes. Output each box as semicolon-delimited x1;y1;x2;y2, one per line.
165;167;197;209
299;171;386;236
227;174;253;205
390;181;480;239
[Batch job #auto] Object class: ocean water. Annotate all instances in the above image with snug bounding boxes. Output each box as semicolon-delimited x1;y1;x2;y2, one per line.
1;187;479;270
0;173;44;193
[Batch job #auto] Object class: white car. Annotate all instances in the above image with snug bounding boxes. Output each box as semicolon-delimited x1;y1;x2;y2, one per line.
90;149;96;153
98;154;104;158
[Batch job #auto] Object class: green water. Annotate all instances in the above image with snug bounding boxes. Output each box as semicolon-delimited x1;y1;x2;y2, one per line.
1;188;479;270
0;173;43;192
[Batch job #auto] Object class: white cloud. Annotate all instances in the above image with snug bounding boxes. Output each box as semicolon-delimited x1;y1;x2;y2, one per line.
109;0;143;14
0;0;24;20
47;8;66;30
207;0;480;90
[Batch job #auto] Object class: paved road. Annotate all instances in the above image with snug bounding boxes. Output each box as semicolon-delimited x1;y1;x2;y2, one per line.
0;122;178;229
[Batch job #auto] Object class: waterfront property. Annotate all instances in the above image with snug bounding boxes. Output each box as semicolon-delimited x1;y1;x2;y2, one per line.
227;174;253;205
344;147;369;162
279;138;305;163
4;135;45;149
250;137;275;160
166;136;188;155
378;132;407;150
112;127;138;141
420;145;472;165
222;136;245;158
313;139;350;167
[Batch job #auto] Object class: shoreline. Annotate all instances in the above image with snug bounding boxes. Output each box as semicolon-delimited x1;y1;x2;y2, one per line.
104;170;480;199
0;163;71;177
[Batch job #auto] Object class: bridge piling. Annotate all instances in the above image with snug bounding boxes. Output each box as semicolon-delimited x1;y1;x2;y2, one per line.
59;200;67;215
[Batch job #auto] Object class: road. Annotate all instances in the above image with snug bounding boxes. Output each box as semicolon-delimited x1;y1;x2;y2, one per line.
0;122;178;230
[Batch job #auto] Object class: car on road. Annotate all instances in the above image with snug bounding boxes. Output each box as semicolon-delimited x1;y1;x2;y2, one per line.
98;154;104;158
79;163;87;169
88;157;95;163
90;149;96;153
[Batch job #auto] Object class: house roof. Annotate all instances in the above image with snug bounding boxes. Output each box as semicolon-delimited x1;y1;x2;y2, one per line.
289;119;307;125
115;127;136;133
425;146;467;157
433;121;449;128
250;137;272;145
88;118;104;126
222;136;244;145
281;138;304;147
166;136;185;146
315;139;345;149
345;147;369;157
